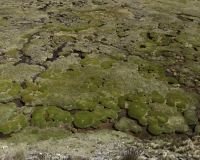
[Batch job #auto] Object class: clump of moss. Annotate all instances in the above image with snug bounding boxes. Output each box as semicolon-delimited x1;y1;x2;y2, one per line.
143;32;170;46
150;91;165;103
73;111;94;128
166;92;189;112
0;102;16;123
114;116;142;133
31;106;73;128
138;62;165;79
165;77;179;84
0;79;22;102
127;101;149;120
5;49;19;55
183;109;198;125
100;60;116;69
149;103;189;134
0;114;28;134
80;57;100;66
147;111;168;135
80;75;104;92
73;109;118;129
76;99;97;110
7;127;71;144
134;42;157;55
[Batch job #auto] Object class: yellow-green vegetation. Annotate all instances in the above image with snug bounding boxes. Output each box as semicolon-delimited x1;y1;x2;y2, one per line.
1;0;200;141
73;109;118;128
0;79;22;102
5;49;19;55
31;106;73;128
114;116;142;133
0;103;28;134
6;128;71;144
0;114;28;134
166;92;189;112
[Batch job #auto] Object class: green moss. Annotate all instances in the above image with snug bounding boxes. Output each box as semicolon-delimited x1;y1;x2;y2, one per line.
117;95;126;109
5;49;19;55
80;83;98;92
83;75;103;87
58;51;71;56
7;128;71;144
21;33;33;39
8;83;23;96
118;31;126;37
100;108;118;119
80;57;99;65
126;93;140;102
100;60;116;69
150;91;165;103
145;32;170;46
76;99;97;110
64;70;81;76
0;102;16;123
148;111;168;124
56;35;75;42
138;63;165;79
166;92;188;111
73;111;94;128
134;42;157;54
147;124;163;135
165;77;179;84
42;24;55;29
138;117;147;126
147;116;158;126
127;101;149;120
195;124;200;133
0;114;28;134
23;107;34;115
114;116;142;133
183;109;198;125
99;99;120;112
31;106;73;128
148;103;189;134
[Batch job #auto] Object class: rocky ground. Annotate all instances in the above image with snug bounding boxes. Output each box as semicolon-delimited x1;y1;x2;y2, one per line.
0;0;200;159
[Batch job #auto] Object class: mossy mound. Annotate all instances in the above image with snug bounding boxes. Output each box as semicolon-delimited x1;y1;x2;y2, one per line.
127;101;149;120
80;57;100;66
76;99;97;110
0;103;28;135
73;109;118;128
183;109;198;125
138;62;165;79
31;106;73;128
0;102;17;123
0;79;22;102
6;127;71;144
114;116;142;133
73;111;95;128
166;92;189;112
150;91;165;103
134;42;157;55
99;97;120;112
100;60;116;69
148;103;189;134
80;75;104;92
0;114;28;134
147;124;163;135
146;111;168;135
141;32;170;46
195;123;200;134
